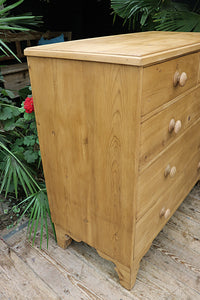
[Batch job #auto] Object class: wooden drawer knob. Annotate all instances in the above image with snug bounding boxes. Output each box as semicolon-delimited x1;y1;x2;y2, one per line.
179;72;187;87
168;118;175;132
169;119;182;133
174;120;182;134
160;207;171;219
164;164;171;177
197;162;200;170
173;71;187;87
164;165;176;177
164;208;171;219
170;166;176;177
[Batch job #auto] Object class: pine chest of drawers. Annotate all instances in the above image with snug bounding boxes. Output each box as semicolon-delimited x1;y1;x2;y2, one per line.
25;31;200;290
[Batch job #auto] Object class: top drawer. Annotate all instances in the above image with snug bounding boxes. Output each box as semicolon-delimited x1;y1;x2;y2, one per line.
141;52;199;115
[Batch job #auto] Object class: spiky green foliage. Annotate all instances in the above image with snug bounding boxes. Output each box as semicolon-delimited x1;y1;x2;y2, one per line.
0;0;42;60
111;0;200;32
154;1;200;32
111;0;161;31
0;0;42;31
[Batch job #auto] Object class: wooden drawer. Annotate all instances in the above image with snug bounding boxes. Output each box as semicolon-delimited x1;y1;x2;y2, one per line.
135;143;200;261
137;119;200;221
140;86;200;170
141;52;199;116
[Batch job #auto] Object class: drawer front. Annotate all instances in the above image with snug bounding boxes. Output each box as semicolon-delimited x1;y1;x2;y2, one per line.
137;119;200;221
135;143;200;261
141;52;199;116
140;86;200;170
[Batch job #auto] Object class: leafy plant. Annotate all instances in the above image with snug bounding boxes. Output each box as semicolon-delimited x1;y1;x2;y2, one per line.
0;0;42;60
0;88;56;247
0;0;55;247
111;0;161;31
111;0;200;32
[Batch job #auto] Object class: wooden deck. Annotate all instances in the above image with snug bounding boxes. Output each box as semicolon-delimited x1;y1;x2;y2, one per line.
1;183;200;299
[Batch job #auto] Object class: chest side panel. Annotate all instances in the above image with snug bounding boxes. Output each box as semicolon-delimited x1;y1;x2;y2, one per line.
27;57;141;266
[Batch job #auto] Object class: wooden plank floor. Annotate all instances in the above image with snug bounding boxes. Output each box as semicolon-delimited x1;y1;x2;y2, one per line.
1;183;200;299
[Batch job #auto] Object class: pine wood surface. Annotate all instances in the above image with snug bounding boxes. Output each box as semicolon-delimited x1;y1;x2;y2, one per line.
141;52;199;115
0;184;200;299
140;85;200;170
137;118;200;223
25;32;200;290
28;57;141;273
24;31;200;66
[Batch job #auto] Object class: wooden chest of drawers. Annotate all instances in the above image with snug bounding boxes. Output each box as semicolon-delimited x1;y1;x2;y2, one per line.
25;31;200;290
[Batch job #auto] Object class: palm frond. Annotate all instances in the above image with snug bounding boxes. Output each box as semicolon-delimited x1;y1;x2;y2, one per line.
0;143;56;248
0;0;23;16
17;190;56;248
0;148;36;197
0;14;43;31
111;0;200;32
111;0;162;30
154;9;200;32
0;0;43;59
0;39;21;62
0;141;39;197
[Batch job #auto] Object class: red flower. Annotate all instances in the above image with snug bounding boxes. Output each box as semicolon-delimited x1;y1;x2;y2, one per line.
24;97;34;113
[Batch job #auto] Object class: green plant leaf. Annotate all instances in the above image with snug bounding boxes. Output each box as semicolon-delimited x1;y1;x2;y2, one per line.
111;0;161;30
0;106;13;120
0;142;39;197
18;107;25;113
23;135;35;146
24;149;38;163
1;89;15;99
12;205;20;213
30;121;37;131
0;0;24;16
4;117;16;131
0;105;21;120
0;39;21;62
14;137;24;146
24;112;34;120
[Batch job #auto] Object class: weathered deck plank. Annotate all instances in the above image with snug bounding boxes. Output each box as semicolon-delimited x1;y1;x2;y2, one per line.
0;183;200;299
0;240;60;300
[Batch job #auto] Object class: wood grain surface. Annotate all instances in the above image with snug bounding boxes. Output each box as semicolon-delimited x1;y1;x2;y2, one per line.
25;31;200;66
28;57;141;271
25;32;200;290
141;52;199;115
140;85;200;170
137;118;200;221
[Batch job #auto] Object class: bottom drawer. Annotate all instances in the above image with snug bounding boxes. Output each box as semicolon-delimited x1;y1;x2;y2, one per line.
135;124;200;261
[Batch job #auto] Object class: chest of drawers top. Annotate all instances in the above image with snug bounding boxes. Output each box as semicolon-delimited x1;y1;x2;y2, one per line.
25;31;200;66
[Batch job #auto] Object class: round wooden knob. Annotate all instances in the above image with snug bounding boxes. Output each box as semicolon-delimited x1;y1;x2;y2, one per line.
173;71;187;87
170;166;176;177
169;119;181;134
164;164;171;177
197;162;200;170
160;207;166;217
174;120;182;134
160;207;171;219
173;71;180;87
179;72;187;87
169;118;175;133
164;208;171;219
